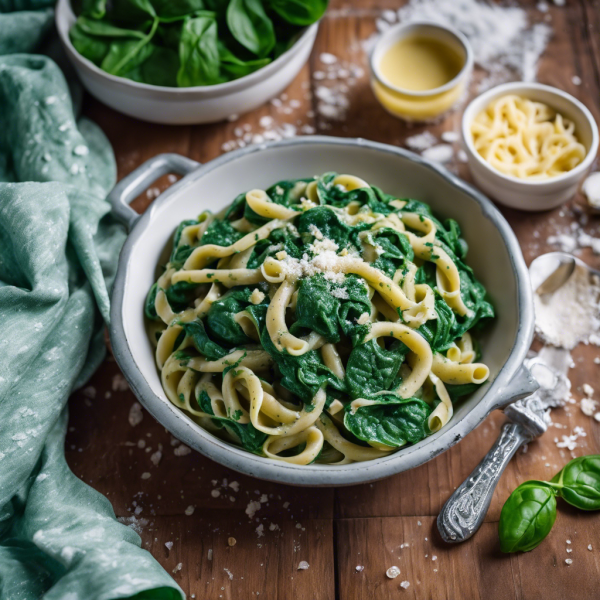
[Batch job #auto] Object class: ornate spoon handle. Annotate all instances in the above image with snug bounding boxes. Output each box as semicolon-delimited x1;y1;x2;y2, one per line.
437;422;533;543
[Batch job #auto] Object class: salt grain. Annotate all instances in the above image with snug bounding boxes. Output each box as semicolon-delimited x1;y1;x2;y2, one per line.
422;144;454;163
565;558;573;565
386;566;400;579
320;52;337;65
165;541;173;550
174;444;191;456
211;490;221;498
128;403;143;427
141;472;151;480
405;131;437;152
356;565;364;572
228;537;237;546
185;505;195;516
298;561;310;570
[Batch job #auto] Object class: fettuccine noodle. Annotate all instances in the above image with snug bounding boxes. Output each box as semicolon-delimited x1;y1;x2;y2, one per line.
471;94;586;179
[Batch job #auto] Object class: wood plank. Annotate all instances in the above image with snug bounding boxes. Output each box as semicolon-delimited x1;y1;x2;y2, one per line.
142;516;334;599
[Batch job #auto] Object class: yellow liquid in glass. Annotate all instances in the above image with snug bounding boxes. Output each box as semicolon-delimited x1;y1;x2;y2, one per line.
379;36;464;92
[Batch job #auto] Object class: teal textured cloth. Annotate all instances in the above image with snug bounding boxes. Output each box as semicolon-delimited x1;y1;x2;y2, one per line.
0;4;183;599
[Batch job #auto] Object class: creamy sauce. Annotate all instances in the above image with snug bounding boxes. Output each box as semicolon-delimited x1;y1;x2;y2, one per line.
379;35;464;91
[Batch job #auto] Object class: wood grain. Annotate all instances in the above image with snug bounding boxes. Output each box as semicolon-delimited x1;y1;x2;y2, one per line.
70;1;600;598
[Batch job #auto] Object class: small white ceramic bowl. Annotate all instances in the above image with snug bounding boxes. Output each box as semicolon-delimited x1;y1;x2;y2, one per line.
462;82;599;211
55;0;318;124
370;21;473;122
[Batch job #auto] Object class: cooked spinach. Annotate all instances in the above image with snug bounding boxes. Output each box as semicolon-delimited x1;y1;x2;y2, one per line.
70;0;328;87
344;394;431;448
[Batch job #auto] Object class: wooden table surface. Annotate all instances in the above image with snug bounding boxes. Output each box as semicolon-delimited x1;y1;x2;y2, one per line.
68;1;600;598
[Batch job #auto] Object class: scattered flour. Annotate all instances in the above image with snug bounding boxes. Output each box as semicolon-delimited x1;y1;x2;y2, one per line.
368;0;551;89
421;144;454;164
534;264;600;349
405;131;437;152
128;403;143;427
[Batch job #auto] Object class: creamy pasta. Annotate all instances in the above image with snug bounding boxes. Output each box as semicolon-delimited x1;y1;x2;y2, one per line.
145;173;495;465
471;94;586;180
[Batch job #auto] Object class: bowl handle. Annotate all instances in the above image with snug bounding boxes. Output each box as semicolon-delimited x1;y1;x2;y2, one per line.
108;153;200;231
486;364;539;413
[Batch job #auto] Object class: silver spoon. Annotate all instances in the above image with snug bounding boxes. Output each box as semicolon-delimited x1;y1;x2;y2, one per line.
530;251;600;295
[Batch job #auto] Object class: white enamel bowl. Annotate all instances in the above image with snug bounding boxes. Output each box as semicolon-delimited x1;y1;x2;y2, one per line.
462;82;599;212
109;137;537;486
55;0;318;124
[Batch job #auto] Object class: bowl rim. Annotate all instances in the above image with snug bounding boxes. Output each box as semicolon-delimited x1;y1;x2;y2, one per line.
55;0;319;95
369;21;474;98
461;81;600;188
109;136;535;486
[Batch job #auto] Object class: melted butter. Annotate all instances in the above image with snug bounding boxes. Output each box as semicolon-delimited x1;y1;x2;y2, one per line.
379;35;464;92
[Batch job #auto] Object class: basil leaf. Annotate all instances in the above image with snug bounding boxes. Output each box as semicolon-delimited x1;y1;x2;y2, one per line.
177;16;223;86
270;0;327;26
499;481;557;553
343;395;431;448
227;0;275;57
552;455;600;511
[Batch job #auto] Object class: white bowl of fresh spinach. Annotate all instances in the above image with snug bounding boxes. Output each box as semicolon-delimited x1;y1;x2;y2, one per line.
56;0;324;124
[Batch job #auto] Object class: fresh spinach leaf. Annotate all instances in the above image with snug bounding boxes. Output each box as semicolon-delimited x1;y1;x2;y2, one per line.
145;282;160;320
73;16;147;39
81;0;107;19
499;481;557;553
226;0;275;57
295;275;341;343
205;288;255;346
177;16;222;86
70;22;111;65
270;0;327;26
219;42;271;78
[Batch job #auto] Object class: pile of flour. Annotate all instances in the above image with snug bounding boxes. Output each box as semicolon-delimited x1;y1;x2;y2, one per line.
534;263;600;349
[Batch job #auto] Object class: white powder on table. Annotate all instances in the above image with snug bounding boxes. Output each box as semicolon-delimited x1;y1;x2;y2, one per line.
366;0;551;89
405;131;437;152
534;264;600;349
582;172;600;209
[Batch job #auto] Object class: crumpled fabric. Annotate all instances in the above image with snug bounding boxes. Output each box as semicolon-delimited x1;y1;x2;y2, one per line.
0;3;183;599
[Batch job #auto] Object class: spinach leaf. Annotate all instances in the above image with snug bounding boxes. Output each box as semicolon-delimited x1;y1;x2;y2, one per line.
198;390;268;452
499;481;557;553
73;16;147;39
165;281;198;312
181;318;229;361
177;16;222;87
70;22;111;65
206;287;255;346
296;205;368;251
106;0;157;23
336;275;371;346
145;282;160;320
123;44;180;86
344;395;431;448
101;37;155;75
81;0;107;19
219;42;271;78
369;227;413;277
295;275;341;343
270;0;327;26
201;218;244;247
151;0;208;19
227;0;275;57
552;455;600;511
345;338;408;398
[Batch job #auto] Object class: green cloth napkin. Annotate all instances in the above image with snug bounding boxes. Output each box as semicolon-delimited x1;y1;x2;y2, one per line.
0;3;184;599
